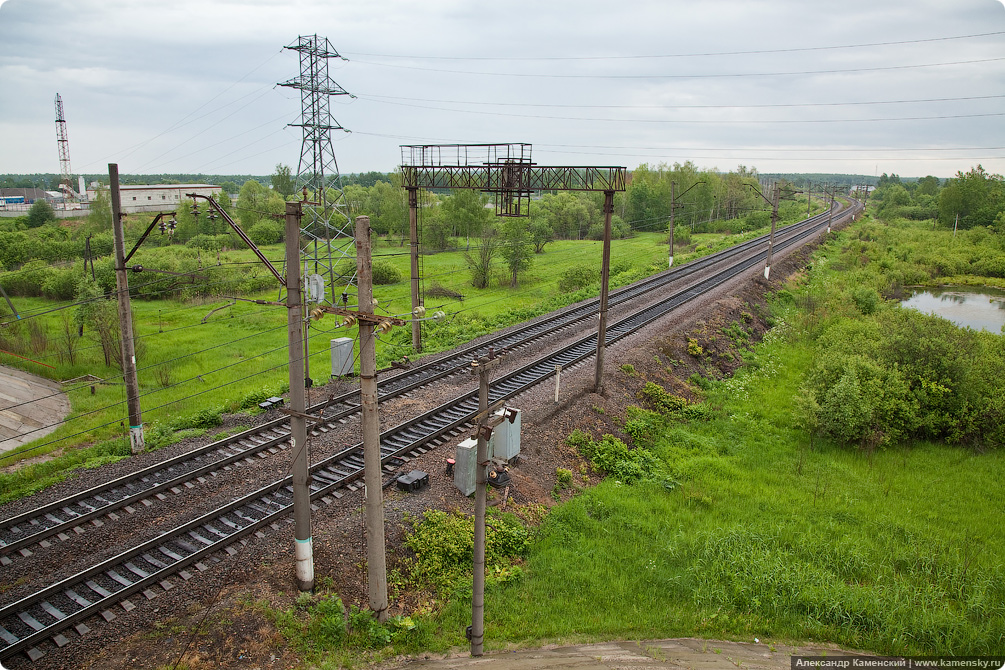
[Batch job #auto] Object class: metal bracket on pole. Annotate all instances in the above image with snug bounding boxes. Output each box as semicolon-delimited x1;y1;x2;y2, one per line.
187;193;286;287
124;212;175;264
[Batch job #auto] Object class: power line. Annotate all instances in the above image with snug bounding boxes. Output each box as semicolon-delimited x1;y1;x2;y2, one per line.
358;96;1005;125
357;92;1005;111
349;55;1005;80
343;30;1005;61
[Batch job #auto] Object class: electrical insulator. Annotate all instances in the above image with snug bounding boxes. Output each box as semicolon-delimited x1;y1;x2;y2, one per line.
158;221;166;233
377;320;393;335
433;310;446;322
341;315;357;328
168;218;177;230
310;307;325;321
371;298;378;309
413;305;426;318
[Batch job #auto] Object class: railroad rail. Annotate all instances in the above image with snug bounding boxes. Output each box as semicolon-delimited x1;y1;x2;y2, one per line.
0;201;848;562
0;200;861;662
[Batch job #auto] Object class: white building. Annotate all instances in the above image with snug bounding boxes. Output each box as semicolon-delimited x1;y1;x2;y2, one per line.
86;184;223;214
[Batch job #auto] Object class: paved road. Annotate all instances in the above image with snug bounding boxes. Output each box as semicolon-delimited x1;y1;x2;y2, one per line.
0;365;70;454
393;638;869;670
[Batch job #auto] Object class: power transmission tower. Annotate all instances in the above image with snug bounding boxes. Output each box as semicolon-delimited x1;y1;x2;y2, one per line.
279;35;354;307
54;94;74;200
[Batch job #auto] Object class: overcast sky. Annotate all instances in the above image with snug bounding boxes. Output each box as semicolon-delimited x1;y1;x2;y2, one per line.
1;0;1003;179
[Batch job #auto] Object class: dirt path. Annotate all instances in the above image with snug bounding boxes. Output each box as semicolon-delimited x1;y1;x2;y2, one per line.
0;366;70;455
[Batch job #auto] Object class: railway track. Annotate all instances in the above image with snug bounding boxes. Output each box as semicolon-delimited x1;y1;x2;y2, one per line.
0;200;860;663
0;201;848;563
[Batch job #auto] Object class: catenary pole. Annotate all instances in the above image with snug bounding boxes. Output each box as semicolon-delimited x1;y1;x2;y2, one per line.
407;188;422;352
668;181;676;268
108;164;144;454
764;185;780;280
357;215;389;621
594;190;615;393
286;200;314;593
470;352;501;656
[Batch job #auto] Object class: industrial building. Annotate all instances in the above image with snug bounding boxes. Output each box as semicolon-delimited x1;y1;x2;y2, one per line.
85;183;223;214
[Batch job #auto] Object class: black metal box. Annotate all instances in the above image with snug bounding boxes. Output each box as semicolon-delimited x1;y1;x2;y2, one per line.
396;469;429;492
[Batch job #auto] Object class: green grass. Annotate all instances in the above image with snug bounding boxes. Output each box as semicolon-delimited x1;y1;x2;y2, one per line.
415;318;1005;656
373;213;1005;657
0;211;809;489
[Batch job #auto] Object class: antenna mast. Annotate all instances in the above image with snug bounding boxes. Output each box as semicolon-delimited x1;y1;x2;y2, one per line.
54;93;74;199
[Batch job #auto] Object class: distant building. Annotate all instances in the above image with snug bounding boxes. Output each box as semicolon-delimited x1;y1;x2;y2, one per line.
0;188;51;205
85;183;223;214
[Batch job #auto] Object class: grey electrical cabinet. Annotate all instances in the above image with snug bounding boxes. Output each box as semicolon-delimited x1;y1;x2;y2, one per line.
454;438;478;496
331;337;353;377
493;408;521;461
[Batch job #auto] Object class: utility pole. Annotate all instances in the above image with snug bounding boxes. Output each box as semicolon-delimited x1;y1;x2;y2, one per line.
286;200;314;593
807;181;812;218
764;186;780;280
356;215;388;621
668;181;676;268
109;164;144;454
407;187;422;352
594;190;614;393
827;187;835;233
470;351;503;657
667;180;706;268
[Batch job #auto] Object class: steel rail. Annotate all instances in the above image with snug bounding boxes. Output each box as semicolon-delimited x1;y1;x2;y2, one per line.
0;203;843;560
0;199;860;663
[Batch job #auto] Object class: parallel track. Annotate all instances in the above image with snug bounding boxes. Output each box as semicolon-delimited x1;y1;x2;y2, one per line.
0;200;860;662
0;203;845;561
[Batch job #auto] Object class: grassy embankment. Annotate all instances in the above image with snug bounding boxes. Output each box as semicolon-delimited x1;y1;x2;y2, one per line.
266;214;1005;666
0;209;814;498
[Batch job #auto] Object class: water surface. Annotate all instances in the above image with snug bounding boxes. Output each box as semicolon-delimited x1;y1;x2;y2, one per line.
901;287;1005;334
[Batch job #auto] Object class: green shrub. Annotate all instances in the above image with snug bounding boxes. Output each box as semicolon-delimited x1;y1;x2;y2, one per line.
672;226;692;247
851;286;880;315
402;509;529;594
558;266;598;293
248;221;282;246
637;381;689;414
371;260;402;285
41;267;79;300
185;234;225;251
571;432;658;483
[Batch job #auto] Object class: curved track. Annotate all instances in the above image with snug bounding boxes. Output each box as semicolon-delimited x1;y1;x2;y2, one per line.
0;200;861;663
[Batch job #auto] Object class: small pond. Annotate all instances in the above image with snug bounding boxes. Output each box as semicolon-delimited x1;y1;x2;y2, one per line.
900;287;1005;334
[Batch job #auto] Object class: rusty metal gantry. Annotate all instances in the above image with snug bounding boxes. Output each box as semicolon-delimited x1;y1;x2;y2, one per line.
400;143;627;392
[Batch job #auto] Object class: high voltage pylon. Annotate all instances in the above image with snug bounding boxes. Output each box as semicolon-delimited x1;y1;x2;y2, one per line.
279;35;354;305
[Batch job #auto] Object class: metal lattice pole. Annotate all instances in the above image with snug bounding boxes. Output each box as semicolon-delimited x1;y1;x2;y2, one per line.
280;35;354;306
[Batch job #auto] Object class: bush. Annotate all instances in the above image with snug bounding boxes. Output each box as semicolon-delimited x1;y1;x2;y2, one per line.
0;259;55;297
637;382;689;414
672;226;692;247
185;234;227;251
248;221;282;246
570;432;658;483
402;509;529;594
558;266;598;293
26;199;56;228
585;215;632;241
41;267;79;300
371;260;402;285
851;286;880;315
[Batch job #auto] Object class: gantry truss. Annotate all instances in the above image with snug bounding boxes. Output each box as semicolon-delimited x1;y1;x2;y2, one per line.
400;143;626;217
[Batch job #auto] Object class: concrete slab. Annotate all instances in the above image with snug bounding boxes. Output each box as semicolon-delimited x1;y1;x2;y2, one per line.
393;638;869;670
0;365;71;454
